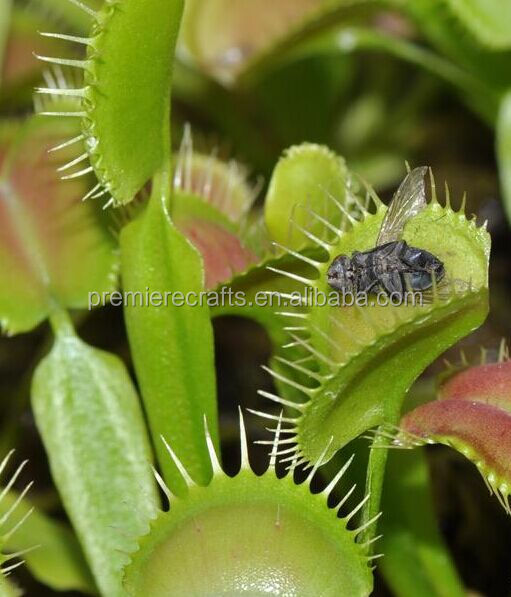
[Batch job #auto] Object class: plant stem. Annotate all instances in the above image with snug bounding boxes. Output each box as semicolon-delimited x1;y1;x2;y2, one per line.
48;306;75;338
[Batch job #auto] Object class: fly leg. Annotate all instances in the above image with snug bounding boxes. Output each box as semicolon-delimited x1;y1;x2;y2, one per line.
358;274;379;295
351;252;379;295
379;272;404;298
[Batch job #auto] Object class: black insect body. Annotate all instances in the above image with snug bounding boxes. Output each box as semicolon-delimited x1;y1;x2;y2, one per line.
327;167;446;298
327;240;445;296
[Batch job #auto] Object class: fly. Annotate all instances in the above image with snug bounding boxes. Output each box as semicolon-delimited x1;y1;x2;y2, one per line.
327;167;445;297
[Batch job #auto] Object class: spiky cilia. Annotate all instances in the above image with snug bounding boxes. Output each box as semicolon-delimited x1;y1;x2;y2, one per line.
123;410;378;596
0;451;38;592
35;0;183;207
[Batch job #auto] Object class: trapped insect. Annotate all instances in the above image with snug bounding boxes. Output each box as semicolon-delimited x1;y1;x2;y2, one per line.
327;167;445;297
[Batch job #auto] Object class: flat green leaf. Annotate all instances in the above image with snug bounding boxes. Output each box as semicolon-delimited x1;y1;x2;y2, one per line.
0;115;117;335
121;192;219;497
379;450;464;597
31;315;159;597
0;491;95;594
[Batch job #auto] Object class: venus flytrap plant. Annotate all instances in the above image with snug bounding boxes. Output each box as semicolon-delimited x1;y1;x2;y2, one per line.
54;0;222;498
170;126;260;288
265;143;349;251
178;141;343;352
219;143;350;307
35;0;184;206
193;142;354;405
0;57;162;596
160;128;296;363
0;0;501;592
123;411;375;597
390;345;511;513
0;113;117;334
0;451;91;596
0;488;95;594
81;0;184;206
169;134;351;305
254;164;490;542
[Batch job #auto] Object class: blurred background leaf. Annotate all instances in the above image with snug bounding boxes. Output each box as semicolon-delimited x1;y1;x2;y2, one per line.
0;115;117;334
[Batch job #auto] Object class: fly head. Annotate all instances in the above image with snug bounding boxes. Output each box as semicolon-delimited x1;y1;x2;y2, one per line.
327;255;356;293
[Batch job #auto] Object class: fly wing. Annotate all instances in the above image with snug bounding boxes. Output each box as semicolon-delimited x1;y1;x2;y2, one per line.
377;166;428;245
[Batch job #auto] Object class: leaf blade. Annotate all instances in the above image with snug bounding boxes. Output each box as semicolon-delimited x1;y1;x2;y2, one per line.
31;320;159;597
121;194;219;496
